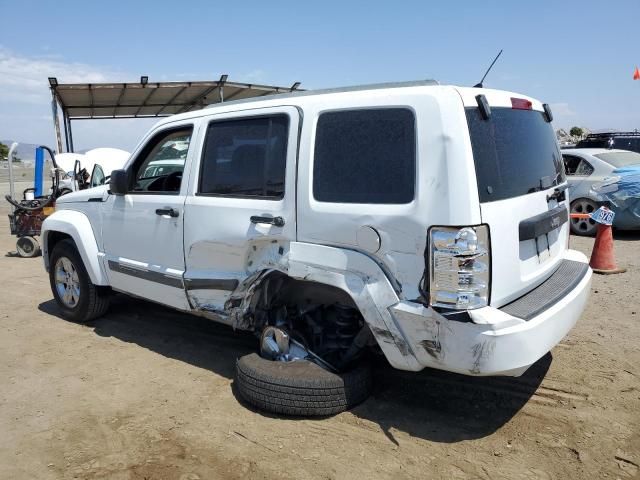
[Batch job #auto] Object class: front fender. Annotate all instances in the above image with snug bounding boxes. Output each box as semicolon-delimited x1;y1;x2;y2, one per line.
42;210;108;285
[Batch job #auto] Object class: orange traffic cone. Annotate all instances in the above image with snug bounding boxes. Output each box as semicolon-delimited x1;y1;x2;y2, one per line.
589;223;626;274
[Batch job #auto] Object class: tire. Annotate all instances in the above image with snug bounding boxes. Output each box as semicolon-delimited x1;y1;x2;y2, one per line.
49;239;110;322
570;198;598;236
235;353;372;416
16;236;41;258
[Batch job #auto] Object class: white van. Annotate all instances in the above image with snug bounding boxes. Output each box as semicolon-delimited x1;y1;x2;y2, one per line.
41;81;591;416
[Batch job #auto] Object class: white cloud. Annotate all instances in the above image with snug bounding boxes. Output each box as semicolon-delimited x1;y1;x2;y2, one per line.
0;47;151;151
0;46;124;104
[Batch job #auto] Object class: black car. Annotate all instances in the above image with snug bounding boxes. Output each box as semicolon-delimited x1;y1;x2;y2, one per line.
576;132;640;153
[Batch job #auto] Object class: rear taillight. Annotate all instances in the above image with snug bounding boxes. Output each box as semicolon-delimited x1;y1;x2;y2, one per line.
428;225;491;310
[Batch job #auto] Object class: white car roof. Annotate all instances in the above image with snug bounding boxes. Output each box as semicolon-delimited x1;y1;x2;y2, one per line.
150;81;546;129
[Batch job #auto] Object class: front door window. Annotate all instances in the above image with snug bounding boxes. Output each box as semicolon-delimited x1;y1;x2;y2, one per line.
130;128;192;194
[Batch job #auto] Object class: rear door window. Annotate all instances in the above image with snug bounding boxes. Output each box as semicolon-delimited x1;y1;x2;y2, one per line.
313;108;415;204
466;108;565;202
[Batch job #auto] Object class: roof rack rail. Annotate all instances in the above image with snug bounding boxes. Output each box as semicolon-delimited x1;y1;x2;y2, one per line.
204;79;439;109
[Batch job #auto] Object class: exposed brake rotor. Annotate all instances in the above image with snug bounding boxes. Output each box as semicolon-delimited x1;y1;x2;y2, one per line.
259;326;338;372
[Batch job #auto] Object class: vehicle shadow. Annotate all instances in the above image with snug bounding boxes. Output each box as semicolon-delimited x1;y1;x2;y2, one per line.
38;295;258;379
39;294;550;444
614;230;640;241
349;353;550;444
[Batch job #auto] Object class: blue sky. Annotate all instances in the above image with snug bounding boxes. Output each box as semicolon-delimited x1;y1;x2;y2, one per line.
1;0;638;152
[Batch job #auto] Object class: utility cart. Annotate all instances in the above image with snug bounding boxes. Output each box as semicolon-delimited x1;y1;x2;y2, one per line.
5;144;62;257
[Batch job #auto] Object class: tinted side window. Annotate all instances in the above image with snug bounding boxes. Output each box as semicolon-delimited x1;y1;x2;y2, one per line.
199;115;289;198
313;109;416;204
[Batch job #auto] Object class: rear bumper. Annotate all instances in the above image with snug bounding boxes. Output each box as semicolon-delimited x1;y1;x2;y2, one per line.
386;249;592;376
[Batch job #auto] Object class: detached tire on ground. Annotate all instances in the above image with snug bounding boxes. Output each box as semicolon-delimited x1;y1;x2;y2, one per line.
235;353;372;416
48;239;110;323
16;236;41;258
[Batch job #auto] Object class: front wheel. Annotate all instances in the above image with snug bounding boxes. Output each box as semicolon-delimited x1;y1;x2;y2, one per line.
49;239;110;322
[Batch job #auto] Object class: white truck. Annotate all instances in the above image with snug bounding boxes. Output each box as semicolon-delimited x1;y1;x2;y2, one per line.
41;81;592;416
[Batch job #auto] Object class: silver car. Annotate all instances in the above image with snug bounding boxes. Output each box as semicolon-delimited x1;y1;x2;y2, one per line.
563;148;640;235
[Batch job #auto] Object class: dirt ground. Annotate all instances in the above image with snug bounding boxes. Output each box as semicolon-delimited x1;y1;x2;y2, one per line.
0;201;638;480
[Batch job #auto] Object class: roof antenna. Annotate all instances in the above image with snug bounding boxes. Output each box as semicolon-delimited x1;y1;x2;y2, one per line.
474;49;503;88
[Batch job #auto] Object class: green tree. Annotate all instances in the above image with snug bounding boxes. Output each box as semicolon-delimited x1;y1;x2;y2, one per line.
570;127;584;138
0;142;8;161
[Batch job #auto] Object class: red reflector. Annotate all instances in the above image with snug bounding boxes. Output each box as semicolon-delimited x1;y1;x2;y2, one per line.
511;97;533;110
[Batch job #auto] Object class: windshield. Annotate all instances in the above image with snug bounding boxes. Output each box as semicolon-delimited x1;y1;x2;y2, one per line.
466;107;565;202
594;151;640;168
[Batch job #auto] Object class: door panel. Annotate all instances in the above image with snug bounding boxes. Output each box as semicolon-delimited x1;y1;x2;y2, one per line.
102;123;198;310
102;194;190;309
183;107;299;318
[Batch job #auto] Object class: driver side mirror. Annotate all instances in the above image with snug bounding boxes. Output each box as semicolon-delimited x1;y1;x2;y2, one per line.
109;169;128;196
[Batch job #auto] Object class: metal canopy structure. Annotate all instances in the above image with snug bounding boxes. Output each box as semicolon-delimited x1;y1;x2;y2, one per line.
48;75;303;153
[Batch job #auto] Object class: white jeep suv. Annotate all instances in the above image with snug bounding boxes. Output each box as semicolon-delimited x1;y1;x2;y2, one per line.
41;81;592;416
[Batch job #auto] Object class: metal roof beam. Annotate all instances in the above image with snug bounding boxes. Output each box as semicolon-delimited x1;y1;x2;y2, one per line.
88;84;94;118
156;84;190;115
113;84;128;117
175;83;222;114
134;84;160;117
51;77;304;119
221;87;251;102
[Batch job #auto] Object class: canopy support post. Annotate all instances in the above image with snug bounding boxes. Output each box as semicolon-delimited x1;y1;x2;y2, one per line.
67;117;75;153
50;90;63;154
62;110;70;152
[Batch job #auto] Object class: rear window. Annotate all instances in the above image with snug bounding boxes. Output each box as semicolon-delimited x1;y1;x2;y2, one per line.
594;151;640;168
313;108;415;204
466;107;564;202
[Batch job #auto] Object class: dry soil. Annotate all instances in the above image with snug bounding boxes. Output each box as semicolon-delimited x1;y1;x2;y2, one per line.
0;202;638;479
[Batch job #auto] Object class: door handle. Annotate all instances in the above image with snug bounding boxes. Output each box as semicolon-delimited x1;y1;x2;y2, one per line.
250;215;285;227
155;207;179;218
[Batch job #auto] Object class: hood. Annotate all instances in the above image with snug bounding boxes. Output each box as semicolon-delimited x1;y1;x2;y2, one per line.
56;185;109;204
